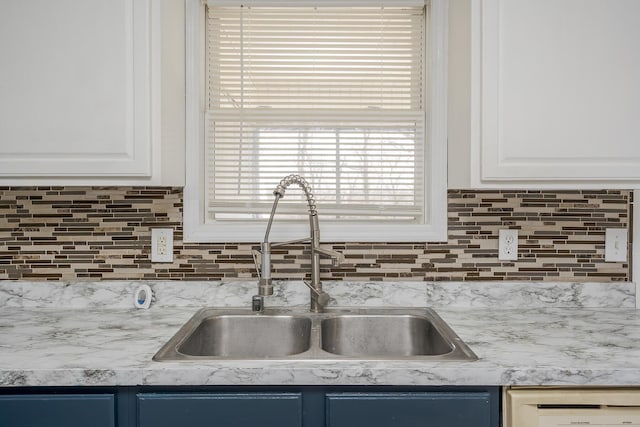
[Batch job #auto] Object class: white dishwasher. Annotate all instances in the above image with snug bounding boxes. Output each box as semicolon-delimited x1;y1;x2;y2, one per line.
504;388;640;427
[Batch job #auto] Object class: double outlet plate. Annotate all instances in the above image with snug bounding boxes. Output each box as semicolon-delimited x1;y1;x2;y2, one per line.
498;229;518;261
151;228;174;263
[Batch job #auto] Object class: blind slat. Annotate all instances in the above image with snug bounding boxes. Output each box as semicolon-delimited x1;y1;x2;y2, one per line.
208;1;426;8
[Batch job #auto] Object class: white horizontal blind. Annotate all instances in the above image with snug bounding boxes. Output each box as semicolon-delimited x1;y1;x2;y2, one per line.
206;5;426;222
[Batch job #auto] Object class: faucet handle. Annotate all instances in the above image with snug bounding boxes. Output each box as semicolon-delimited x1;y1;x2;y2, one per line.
303;280;331;308
251;249;262;279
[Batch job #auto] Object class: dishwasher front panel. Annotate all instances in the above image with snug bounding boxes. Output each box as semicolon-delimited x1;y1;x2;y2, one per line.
505;388;640;427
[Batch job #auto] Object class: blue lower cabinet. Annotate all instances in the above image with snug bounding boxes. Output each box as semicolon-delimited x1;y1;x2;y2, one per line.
0;394;115;427
137;392;303;427
0;387;499;427
326;392;494;427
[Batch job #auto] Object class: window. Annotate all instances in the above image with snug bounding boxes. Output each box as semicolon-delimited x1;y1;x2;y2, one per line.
184;0;447;243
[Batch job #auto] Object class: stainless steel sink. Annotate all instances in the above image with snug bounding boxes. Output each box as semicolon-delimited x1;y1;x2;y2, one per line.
178;314;312;358
153;307;477;362
320;315;453;357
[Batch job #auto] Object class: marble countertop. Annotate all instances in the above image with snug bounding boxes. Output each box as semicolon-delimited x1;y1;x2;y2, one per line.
0;280;638;387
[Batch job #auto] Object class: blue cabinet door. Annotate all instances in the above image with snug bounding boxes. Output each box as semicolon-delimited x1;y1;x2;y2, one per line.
137;392;303;427
0;394;115;427
326;392;494;427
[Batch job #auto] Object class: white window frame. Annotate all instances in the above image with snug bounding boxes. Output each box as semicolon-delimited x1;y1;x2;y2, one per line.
183;0;448;243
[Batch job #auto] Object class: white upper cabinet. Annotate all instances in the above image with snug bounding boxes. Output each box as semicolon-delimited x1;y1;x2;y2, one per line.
471;0;640;186
0;0;160;184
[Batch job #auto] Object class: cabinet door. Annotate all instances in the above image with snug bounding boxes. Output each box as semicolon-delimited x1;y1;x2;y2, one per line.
0;394;115;427
0;0;158;183
472;0;640;184
137;392;303;427
326;392;493;427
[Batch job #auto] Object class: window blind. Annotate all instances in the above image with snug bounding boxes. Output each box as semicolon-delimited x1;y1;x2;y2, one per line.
206;5;426;222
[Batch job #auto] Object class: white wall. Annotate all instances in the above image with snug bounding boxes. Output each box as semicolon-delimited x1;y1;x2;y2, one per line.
447;0;472;188
160;0;186;186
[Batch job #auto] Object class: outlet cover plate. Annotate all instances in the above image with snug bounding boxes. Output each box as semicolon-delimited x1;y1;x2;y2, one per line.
499;229;518;261
605;228;627;262
151;228;174;263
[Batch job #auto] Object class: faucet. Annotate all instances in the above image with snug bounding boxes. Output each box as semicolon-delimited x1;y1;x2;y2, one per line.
252;174;343;313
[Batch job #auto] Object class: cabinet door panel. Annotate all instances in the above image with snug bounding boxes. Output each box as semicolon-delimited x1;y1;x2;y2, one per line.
137;392;303;427
0;0;157;181
0;394;115;427
326;392;492;427
473;0;640;184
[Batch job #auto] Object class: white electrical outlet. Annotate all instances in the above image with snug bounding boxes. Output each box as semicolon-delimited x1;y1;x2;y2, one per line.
499;229;518;261
151;228;173;263
605;228;627;262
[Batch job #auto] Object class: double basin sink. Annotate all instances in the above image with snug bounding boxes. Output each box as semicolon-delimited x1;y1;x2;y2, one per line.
154;307;477;361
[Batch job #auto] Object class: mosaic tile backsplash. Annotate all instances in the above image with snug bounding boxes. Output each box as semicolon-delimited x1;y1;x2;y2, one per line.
0;188;631;281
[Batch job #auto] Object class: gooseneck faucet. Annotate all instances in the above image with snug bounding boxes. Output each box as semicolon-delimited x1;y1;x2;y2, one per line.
252;174;342;313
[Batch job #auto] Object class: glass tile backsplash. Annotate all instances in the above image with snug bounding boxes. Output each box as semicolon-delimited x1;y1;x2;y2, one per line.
0;188;630;281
